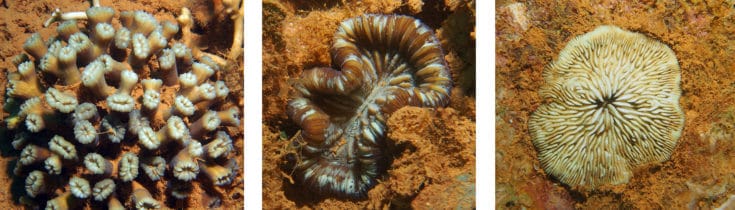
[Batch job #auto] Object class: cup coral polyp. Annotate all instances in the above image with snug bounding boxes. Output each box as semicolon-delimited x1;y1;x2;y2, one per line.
4;4;241;209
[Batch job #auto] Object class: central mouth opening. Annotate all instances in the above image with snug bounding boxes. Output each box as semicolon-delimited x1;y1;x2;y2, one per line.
594;94;618;109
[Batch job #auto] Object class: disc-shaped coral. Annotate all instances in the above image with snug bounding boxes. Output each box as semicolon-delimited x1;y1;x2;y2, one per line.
529;25;684;187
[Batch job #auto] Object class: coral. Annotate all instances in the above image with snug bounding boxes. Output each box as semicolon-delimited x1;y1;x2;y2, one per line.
3;3;241;209
286;14;452;198
529;25;684;188
222;0;244;61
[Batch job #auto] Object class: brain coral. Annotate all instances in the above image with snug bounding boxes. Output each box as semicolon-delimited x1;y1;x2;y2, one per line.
3;3;241;209
287;14;452;198
529;25;684;187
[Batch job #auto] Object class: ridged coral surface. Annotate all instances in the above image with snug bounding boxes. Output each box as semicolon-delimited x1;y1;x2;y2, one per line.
3;4;240;209
529;25;684;188
287;14;452;198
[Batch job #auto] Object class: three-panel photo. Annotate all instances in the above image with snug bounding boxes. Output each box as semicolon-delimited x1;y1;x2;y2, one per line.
4;0;734;210
0;0;477;209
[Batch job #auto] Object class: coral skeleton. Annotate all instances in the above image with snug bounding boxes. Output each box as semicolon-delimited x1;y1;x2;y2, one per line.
74;120;98;144
45;192;78;210
141;156;167;181
44;154;63;175
101;117;126;143
108;196;125;210
20;145;50;165
529;25;684;188
69;176;91;199
3;3;242;209
73;102;99;122
168;180;195;199
132;181;160;209
84;153;113;176
49;135;78;160
204;131;234;159
25;170;49;197
171;141;203;181
7;61;44;99
11;133;28;150
92;178;116;201
141;79;163;110
118;152;140;182
200;160;236;186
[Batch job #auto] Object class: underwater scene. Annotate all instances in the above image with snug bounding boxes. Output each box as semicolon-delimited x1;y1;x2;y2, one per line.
262;0;476;209
497;0;735;209
0;0;244;209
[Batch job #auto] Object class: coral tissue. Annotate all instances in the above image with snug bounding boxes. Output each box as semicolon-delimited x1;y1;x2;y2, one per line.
4;5;240;209
287;14;452;198
529;25;684;188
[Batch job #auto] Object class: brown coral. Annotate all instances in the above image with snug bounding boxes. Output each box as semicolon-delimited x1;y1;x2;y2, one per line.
4;3;241;209
286;14;452;198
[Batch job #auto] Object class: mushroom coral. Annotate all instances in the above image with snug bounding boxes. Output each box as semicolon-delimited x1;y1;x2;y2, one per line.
529;25;684;188
3;3;241;209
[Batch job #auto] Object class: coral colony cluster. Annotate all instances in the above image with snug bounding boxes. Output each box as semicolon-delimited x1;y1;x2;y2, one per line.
287;14;452;198
529;25;684;188
4;3;240;209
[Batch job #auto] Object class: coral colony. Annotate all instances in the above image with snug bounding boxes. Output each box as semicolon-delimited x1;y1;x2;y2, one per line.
529;25;684;188
287;14;452;198
4;2;241;209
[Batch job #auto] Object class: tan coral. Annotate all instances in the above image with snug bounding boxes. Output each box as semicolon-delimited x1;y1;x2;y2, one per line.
5;3;242;209
529;25;684;188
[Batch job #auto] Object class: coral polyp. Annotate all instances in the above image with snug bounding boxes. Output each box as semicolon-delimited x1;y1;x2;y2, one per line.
287;14;452;198
3;3;241;209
